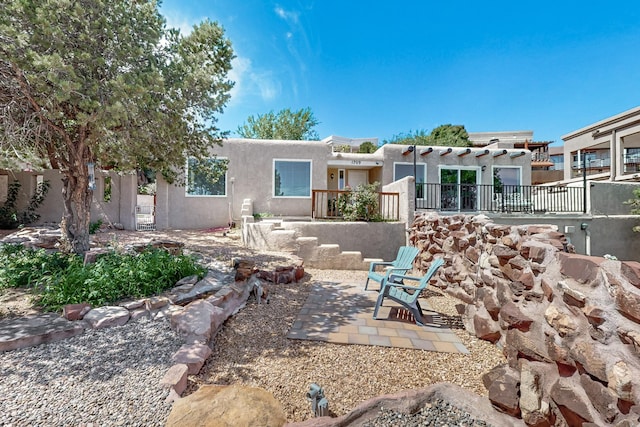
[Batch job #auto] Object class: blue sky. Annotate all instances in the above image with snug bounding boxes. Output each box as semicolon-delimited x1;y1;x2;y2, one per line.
160;1;640;145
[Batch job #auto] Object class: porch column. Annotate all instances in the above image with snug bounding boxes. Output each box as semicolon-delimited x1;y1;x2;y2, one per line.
611;129;624;180
610;129;618;181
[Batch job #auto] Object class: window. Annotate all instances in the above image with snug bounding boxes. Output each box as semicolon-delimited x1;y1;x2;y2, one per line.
492;166;521;194
274;160;311;197
186;157;227;196
103;176;112;202
394;163;426;198
440;167;479;211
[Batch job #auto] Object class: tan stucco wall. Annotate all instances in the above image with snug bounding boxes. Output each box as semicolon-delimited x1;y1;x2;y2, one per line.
244;220;408;261
377;144;532;186
156;138;332;230
0;170;137;229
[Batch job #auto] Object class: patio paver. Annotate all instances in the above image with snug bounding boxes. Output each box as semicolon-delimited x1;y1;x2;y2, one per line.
287;281;469;354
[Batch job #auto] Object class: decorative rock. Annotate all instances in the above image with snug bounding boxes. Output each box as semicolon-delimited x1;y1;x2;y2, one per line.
500;301;534;332
62;303;92;321
580;374;618;423
0;313;86;352
550;377;598;425
119;299;145;310
83;248;110;265
175;274;199;287
544;305;579;338
172;342;213;375
170;300;218;342
607;360;634;401
557;280;587;308
558;253;604;284
160;363;189;396
146;295;171;311
614;285;640;323
519;360;551;427
166;385;286;427
483;365;521;417
83;306;130;329
569;340;608;382
473;308;501;343
129;308;148;321
171;277;224;306
621;261;640;288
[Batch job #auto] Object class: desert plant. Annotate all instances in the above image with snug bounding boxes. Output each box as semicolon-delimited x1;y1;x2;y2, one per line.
0;244;205;310
336;182;382;222
89;219;103;234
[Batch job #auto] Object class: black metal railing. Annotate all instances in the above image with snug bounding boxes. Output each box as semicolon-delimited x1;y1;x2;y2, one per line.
312;189;400;220
416;183;585;214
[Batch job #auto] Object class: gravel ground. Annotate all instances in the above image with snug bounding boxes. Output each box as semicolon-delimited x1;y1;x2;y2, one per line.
0;318;182;426
0;228;506;425
192;268;505;422
363;399;494;427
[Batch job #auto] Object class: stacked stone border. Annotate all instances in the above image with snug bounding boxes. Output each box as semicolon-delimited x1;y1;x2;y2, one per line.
409;212;640;426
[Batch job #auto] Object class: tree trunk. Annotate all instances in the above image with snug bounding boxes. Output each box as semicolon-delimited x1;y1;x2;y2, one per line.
60;165;92;255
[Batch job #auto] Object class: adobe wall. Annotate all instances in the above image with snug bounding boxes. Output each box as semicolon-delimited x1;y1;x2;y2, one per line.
409;212;640;426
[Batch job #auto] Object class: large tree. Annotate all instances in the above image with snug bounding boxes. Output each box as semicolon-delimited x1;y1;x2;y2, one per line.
384;125;471;147
236;107;319;140
0;0;234;253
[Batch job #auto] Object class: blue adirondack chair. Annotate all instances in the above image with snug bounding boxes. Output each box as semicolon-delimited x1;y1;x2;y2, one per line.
364;246;420;291
372;258;445;326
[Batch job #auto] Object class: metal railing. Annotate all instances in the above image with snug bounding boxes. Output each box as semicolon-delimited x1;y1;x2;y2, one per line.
416;183;585;214
312;189;400;220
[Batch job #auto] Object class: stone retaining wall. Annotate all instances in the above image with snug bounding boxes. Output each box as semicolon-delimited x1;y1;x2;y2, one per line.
409;212;640;426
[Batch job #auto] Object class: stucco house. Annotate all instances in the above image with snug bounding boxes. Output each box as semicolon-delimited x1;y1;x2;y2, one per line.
153;137;533;230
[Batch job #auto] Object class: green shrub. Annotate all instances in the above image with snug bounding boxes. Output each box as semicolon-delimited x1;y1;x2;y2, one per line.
336;182;383;222
0;244;205;311
89;219;103;234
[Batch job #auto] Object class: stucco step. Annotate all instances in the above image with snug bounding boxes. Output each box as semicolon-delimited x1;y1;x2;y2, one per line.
315;244;341;258
363;257;384;265
337;251;365;270
296;237;319;260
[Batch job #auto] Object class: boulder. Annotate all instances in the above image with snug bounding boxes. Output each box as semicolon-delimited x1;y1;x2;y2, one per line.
166;385;286;427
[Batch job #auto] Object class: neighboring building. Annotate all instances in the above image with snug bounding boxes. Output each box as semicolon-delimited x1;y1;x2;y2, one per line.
469;130;556;184
562;106;640;182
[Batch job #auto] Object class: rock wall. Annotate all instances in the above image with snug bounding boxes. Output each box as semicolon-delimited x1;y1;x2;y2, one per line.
409;212;640;426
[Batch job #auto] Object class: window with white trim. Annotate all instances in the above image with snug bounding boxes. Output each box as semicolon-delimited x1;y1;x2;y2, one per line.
186;157;227;196
274;160;311;197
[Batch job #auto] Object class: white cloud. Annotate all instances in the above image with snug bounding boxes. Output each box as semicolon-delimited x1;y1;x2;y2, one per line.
274;6;300;25
227;56;280;105
164;14;197;36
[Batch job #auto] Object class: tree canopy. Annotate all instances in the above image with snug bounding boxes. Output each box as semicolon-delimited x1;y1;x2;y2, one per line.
384;125;472;147
236;107;319;140
0;0;234;253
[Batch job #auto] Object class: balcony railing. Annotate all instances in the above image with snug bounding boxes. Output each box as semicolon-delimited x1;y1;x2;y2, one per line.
416;183;585;214
312;189;400;220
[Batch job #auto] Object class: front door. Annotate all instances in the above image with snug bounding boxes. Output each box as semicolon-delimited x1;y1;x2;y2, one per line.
347;170;367;188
